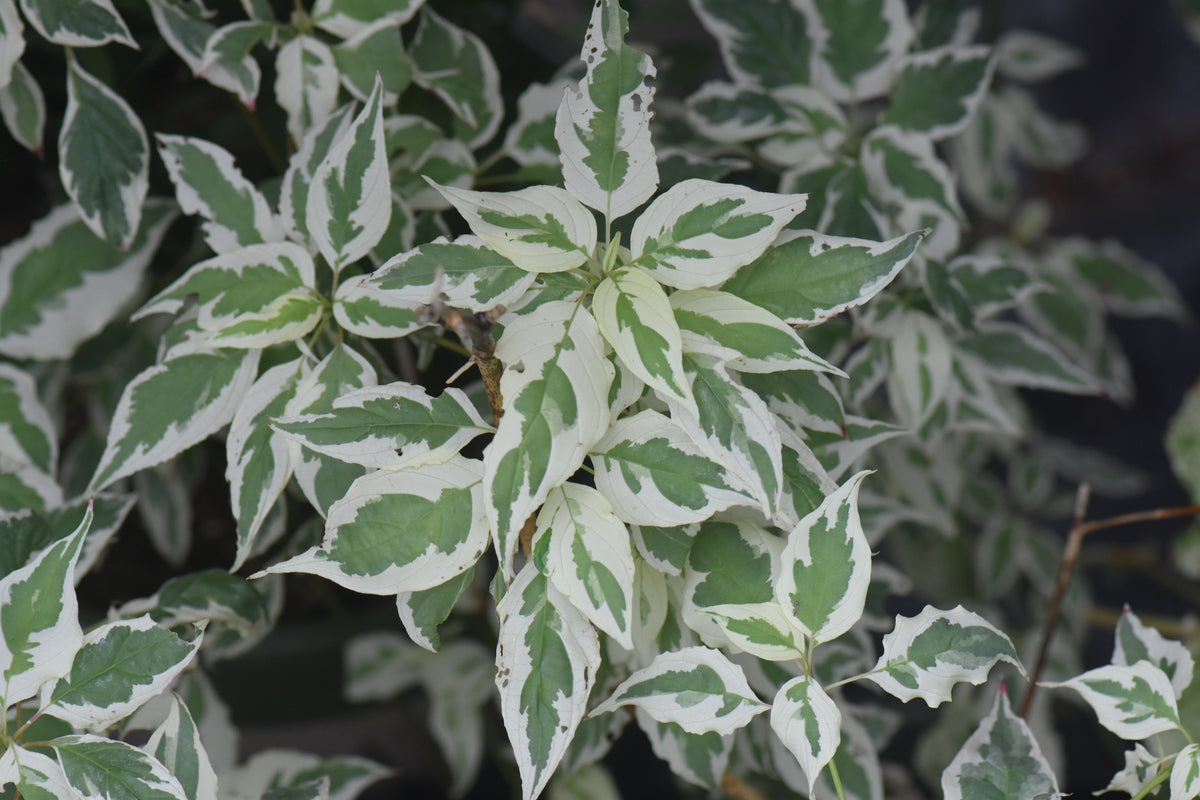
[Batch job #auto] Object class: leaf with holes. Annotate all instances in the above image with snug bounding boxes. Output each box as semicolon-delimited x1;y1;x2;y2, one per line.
260;456;487;595
941;691;1062;800
555;0;658;221
770;674;840;794
590;646;767;736
865;605;1024;707
484;301;612;575
1043;661;1181;741
495;563;600;800
409;7;502;148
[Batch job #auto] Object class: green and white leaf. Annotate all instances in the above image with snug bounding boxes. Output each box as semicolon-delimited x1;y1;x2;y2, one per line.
137;242;321;348
196;20;272;108
272;382;491;469
590;646;767;736
941;690;1061;800
672;289;838;374
423;640;493;797
145;693;220;800
54;735;187;800
742;369;845;438
88;347;260;493
0;503;88;707
886;311;953;432
631;522;699;577
865;605;1024;707
409;7;502;148
39;616;202;731
534;482;635;649
687;0;814;88
222;751;387;800
275;34;340;144
0;61;46;153
956;322;1099;395
59;57;148;249
495;563;600;800
631;180;806;290
19;0;134;47
703;602;805;662
1174;744;1200;800
484;301;612;575
311;0;422;39
635;708;731;790
332;20;412;105
259;457;487;595
995;30;1083;82
590;409;753;527
2;746;75;800
307;77;390;271
770;674;841;794
0;0;23;89
343;630;428;702
0;363;56;474
1112;606;1195;699
882;46;994;140
555;0;658;221
280;103;354;243
1098;743;1159;797
594;266;693;415
157;134;281;253
1051;236;1187;321
432;182;596;273
395;566;473;652
1042;661;1181;741
682;519;781;645
801;0;913;102
721;229;922;325
504;74;573;167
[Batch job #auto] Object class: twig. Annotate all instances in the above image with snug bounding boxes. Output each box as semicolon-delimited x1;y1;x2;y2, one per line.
1018;486;1200;718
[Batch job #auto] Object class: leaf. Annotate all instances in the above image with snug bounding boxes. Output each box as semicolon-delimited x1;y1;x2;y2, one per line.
275;34;340;144
590;646;767;736
672;289;838;374
1051;236;1187;321
197;20;272;107
635;709;731;789
682;518;780;644
590;409;752;527
88;347;260;493
630;180;806;290
631;523;698;577
19;0;134;47
865;605;1024;707
280;103;354;243
311;0;422;38
957;322;1099;394
1098;743;1159;797
59;57;148;249
0;60;46;153
223;751;387;800
593;266;693;415
1043;661;1182;741
0;363;56;474
702;602;805;662
0;503;89;707
136;242;321;348
423;641;493;796
533;482;635;649
226;357;305;571
495;563;600;800
801;0;913;102
688;0;814;88
882;46;995;140
259;457;487;595
332;20;412;105
0;0;22;88
484;301;612;576
39;617;202;732
4;746;75;800
146;1;258;106
432;182;597;273
1113;606;1195;699
157;134;281;254
721;230;922;325
395;566;474;652
54;735;187;800
886;311;953;432
941;690;1062;800
307;76;390;270
555;0;658;221
145;693;220;800
770;674;841;794
409;6;502;148
995;30;1083;82
504;75;573;168
776;470;872;643
271;381;491;469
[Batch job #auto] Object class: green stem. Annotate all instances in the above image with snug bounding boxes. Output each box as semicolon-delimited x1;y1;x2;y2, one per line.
828;758;847;800
1129;764;1170;800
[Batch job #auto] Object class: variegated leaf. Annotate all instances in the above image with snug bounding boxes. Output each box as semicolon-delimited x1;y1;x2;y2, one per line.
631;522;698;577
395;566;473;653
886;311;953;432
332;19;411;105
685;82;791;143
703;602;805;662
721;229;922;325
0;60;45;153
432;182;596;273
275;34;340;144
682;518;781;645
1042;661;1181;741
0;502;89;707
957;322;1099;394
259;457;486;595
770;674;840;794
555;0;658;221
590;646;767;736
20;0;134;47
504;74;574;167
88;347;260;493
0;362;56;474
631;180;805;290
157;134;281;254
146;0;257;107
484;301;612;576
813;711;882;800
672;289;838;374
0;0;22;89
593;266;693;415
280;103;354;243
882;46;995;140
136;242;321;348
495;562;600;800
1112;606;1195;699
272;382;490;469
941;690;1061;800
3;746;75;800
39;617;202;732
1174;744;1200;800
635;708;730;789
343;630;428;702
995;30;1083;82
312;0;422;38
226;357;305;571
222;751;387;800
1099;743;1159;797
801;0;913;102
307;76;390;271
409;7;502;148
1051;236;1187;321
776;470;871;643
197;21;272;108
54;735;187;800
59;57;148;249
423;640;493;797
145;693;220;800
533;482;635;649
688;0;814;88
590;409;753;527
865;605;1024;707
